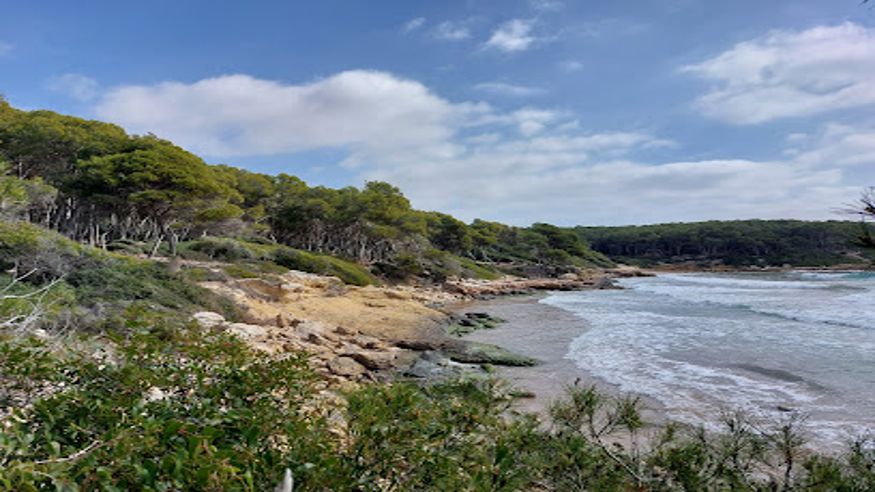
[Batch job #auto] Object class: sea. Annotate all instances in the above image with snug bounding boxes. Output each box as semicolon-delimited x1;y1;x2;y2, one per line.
542;271;875;446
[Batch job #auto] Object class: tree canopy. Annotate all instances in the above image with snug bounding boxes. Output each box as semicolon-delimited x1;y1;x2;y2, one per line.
0;100;610;279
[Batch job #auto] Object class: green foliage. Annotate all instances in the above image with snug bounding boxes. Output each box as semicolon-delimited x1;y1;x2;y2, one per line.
340;380;542;491
184;237;256;262
0;221;240;324
0;220;84;280
456;256;501;280
221;264;261;279
468;219;613;272
374;252;425;281
0;162;27;219
272;247;377;287
0;316;326;491
577;220;873;267
180;237;377;286
1;100;612;281
4;332;874;491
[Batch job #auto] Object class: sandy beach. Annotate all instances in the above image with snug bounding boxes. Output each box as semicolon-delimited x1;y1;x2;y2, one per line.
458;294;664;421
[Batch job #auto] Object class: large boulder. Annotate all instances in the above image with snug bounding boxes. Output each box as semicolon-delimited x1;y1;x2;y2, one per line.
327;356;367;377
349;350;397;370
440;340;539;367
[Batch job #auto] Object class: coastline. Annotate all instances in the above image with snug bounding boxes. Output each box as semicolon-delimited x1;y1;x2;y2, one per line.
456;293;665;422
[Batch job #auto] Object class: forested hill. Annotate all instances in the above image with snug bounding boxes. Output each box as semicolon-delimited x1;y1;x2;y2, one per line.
576;220;874;267
0;99;611;281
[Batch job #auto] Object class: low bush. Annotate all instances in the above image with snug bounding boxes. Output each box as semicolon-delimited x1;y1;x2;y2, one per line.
1;317;874;490
272;247;376;286
0;313;329;491
182;237;255;262
0;221;241;326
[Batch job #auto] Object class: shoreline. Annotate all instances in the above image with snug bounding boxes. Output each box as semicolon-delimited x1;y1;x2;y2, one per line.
456;293;665;423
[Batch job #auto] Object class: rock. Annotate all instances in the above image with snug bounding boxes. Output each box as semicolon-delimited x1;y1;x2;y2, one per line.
349;350;397;370
335;326;358;336
145;386;168;402
324;281;347;297
193;311;226;328
281;282;305;293
352;334;383;349
283;341;304;352
594;277;621;290
226;322;268;339
306;333;326;345
441;341;539;367
395;339;441;351
466;312;491;319
294;321;331;339
384;290;411;300
419;350;448;365
327;356;367;377
403;351;477;379
403;357;442;379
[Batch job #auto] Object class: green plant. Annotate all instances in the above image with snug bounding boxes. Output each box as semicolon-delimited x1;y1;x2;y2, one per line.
0;313;328;491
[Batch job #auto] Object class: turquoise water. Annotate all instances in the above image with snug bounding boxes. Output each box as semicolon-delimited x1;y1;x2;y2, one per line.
543;271;875;445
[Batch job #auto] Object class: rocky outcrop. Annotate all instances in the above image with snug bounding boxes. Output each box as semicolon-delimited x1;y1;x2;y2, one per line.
191;265;625;387
444;274;617;297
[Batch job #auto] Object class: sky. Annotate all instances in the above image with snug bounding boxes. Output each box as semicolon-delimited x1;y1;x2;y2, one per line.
1;0;874;226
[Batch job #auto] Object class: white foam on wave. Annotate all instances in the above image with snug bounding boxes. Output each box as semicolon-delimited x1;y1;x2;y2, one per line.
621;273;875;331
542;272;875;446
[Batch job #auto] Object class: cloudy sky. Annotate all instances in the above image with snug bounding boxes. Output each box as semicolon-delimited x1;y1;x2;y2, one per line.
2;0;874;226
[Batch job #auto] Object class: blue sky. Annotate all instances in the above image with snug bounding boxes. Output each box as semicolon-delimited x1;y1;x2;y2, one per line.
2;0;874;226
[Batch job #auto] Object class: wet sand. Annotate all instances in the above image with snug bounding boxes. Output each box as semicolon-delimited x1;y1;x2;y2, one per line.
458;294;663;420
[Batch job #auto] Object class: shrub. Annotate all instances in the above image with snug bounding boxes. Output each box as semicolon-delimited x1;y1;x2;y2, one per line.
0;314;330;491
272;247;376;286
0;220;83;281
183;237;255;262
2;329;875;491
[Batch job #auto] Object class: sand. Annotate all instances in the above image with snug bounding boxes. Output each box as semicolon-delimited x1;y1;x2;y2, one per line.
458;294;665;423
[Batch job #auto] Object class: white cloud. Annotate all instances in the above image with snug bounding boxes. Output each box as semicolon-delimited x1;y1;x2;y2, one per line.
96;71;486;156
485;19;539;53
433;21;471;41
558;60;583;73
93;70;869;225
402;17;426;33
474;82;545;97
0;42;13;57
786;123;875;168
46;73;99;102
684;22;875;124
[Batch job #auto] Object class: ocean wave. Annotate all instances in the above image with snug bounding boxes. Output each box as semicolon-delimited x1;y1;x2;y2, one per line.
542;273;875;446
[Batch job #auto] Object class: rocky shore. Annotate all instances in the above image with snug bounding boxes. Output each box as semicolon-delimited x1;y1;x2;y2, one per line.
190;266;636;387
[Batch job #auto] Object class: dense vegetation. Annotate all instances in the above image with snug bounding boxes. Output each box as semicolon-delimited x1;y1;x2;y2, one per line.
4;98;875;491
0;98;610;283
576;220;874;267
2;319;873;491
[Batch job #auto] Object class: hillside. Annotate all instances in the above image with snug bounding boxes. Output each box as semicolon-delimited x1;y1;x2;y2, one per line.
576;220;874;268
0;99;611;285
